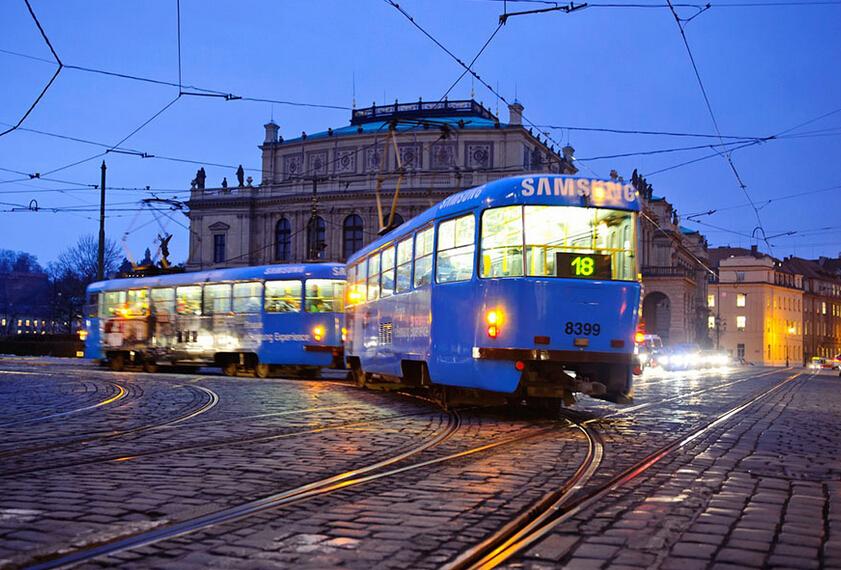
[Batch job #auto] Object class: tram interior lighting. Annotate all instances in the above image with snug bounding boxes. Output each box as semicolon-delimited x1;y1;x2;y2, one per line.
312;325;325;342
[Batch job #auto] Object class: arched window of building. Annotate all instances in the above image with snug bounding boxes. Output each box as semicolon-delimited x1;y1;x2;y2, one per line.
343;214;364;260
275;218;291;261
307;215;327;259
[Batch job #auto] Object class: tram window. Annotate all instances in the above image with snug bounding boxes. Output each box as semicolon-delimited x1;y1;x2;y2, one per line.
126;289;149;317
176;286;202;315
306;279;346;313
101;291;126;317
480;205;524;278
381;246;396;297
151;288;175;318
413;226;434;288
367;254;381;300
86;293;99;318
265;280;302;313
347;260;367;305
203;284;232;315
436;214;475;284
396;237;413;293
233;282;263;313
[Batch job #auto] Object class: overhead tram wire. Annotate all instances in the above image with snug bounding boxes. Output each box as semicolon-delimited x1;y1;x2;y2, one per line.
0;122;263;177
382;0;583;175
644;103;841;177
0;48;350;112
660;0;771;250
575;138;761;161
682;182;841;219
1;1;63;139
438;21;505;101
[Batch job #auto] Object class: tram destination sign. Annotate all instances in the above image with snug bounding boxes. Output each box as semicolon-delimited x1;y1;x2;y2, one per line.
555;252;612;280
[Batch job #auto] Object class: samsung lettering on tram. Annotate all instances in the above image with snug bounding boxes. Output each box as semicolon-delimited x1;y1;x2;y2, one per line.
84;263;346;377
345;175;641;405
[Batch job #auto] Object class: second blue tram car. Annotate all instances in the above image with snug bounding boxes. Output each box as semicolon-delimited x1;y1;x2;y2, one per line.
84;263;346;377
345;175;641;404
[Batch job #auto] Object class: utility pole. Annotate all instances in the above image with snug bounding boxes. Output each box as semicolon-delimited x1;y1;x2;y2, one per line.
97;160;106;281
306;176;328;260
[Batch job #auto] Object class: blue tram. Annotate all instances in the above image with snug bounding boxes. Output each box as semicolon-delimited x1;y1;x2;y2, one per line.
344;175;641;404
84;263;346;377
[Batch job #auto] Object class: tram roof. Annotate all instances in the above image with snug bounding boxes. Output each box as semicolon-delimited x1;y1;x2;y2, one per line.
87;262;346;293
272;116;503;145
349;174;642;264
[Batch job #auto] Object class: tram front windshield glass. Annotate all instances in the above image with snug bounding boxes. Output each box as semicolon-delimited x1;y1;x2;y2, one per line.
481;205;636;281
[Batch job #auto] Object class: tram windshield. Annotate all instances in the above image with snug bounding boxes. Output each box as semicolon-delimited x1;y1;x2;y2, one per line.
480;205;637;281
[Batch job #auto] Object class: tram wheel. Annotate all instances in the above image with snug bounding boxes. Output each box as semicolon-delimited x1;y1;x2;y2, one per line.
254;363;270;379
142;359;158;374
109;353;125;372
222;362;238;377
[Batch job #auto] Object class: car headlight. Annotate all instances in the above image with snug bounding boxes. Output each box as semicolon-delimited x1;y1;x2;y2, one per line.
659;355;670;365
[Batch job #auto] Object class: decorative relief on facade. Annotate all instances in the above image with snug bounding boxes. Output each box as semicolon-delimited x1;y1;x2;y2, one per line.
208;221;230;231
334;148;357;175
465;142;493;170
398;143;422;170
364;146;387;173
307;151;328;176
430;143;456;170
282;154;303;180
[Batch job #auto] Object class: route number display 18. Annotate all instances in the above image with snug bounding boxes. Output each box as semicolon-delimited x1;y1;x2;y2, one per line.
555;253;612;280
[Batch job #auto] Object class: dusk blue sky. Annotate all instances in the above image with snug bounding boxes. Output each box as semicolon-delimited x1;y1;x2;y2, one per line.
2;0;840;267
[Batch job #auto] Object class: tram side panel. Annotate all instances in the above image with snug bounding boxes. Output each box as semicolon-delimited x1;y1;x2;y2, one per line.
259;311;341;367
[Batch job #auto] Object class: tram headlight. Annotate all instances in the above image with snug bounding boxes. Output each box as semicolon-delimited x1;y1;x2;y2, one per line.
486;309;503;338
312;325;325;342
341;327;347;342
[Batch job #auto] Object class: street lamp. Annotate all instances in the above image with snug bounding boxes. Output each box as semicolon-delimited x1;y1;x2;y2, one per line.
786;325;796;367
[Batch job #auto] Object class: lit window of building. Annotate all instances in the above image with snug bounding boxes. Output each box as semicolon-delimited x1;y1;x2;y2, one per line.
736;294;746;307
25;320;30;326
736;316;746;331
707;294;715;308
708;316;715;329
823;302;827;315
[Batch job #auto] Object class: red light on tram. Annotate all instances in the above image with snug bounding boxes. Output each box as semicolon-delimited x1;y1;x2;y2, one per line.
634;331;645;344
487;325;499;338
514;360;526;371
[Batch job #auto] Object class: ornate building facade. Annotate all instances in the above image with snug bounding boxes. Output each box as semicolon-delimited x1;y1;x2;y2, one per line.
186;100;576;270
633;172;711;346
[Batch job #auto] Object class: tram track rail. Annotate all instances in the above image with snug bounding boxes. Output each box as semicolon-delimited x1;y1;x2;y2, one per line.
0;381;128;429
0;404;462;477
19;404;576;569
0;384;219;460
21;408;465;570
444;370;805;570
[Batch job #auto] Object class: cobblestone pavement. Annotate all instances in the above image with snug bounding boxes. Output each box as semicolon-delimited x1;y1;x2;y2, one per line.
0;357;836;569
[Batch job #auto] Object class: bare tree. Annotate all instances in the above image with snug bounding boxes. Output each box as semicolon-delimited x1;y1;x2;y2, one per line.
51;234;121;284
47;235;121;332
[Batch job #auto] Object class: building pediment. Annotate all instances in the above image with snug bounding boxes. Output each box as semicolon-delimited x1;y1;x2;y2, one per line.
208;221;230;231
